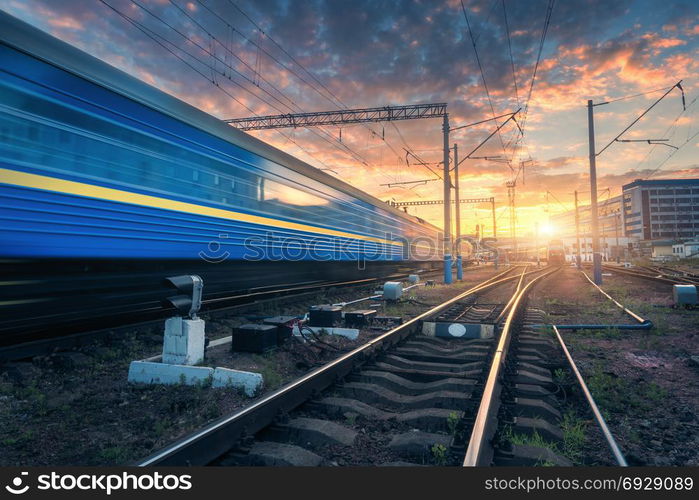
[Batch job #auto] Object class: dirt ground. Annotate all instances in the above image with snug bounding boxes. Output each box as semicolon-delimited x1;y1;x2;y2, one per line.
528;265;699;466
0;265;505;466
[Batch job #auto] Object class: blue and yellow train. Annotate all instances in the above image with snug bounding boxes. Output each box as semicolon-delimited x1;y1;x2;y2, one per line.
0;12;449;343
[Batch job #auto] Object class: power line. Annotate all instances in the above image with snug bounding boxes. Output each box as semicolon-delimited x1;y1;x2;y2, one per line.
646;128;699;179
460;0;509;166
632;94;698;173
501;0;520;109
129;0;373;168
200;0;411;176
97;0;335;171
518;0;555;137
596;81;684;156
598;85;675;106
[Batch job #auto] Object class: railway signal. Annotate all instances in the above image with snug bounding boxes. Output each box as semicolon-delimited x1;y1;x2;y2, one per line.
162;275;203;319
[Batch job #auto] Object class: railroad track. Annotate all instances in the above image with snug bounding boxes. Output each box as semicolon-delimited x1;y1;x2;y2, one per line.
138;265;567;467
641;265;699;286
0;268;444;361
601;263;699;286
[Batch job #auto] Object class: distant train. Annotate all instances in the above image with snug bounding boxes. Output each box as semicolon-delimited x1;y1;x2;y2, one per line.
0;12;467;343
547;239;566;265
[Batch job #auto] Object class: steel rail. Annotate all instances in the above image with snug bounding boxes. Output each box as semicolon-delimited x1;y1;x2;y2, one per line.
138;266;529;466
580;271;647;324
463;266;560;466
493;266;529;324
600;264;687;286
0;270;441;361
640;266;699;285
551;325;628;466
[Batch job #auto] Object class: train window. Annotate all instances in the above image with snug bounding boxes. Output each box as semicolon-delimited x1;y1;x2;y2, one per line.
214;174;220;186
193;170;199;182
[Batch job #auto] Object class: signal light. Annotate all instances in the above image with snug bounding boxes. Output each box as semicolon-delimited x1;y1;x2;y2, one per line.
162;275;203;319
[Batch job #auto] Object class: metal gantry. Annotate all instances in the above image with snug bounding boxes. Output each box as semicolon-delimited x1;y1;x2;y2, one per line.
390;197;497;241
227;102;454;284
224;103;447;130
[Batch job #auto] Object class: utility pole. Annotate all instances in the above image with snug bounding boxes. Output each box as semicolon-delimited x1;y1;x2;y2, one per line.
491;197;497;240
534;221;541;267
587;100;603;284
443;114;452;284
574;190;581;269
615;211;620;264
506;181;516;262
454;143;462;280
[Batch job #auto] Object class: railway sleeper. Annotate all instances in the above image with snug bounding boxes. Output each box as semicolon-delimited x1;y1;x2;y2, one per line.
388;431;453;461
377;354;484;373
391;348;487;364
352;370;476;395
230;441;325;466
310;397;464;433
259;417;358;449
401;338;492;353
369;363;483;381
504;397;561;422
336;382;471;411
508;416;565;443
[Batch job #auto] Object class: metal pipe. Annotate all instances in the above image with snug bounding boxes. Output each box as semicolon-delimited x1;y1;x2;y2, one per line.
552;326;628;466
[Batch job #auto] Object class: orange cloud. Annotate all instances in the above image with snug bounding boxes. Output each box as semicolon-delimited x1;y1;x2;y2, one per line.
47;16;82;30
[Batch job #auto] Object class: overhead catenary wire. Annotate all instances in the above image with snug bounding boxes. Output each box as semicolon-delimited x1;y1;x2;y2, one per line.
596;81;684;156
97;0;338;171
132;0;375;170
501;0;520;109
460;0;510;167
205;0;416;180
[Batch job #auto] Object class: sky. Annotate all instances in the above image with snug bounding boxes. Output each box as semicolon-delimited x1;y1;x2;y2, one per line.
2;0;699;238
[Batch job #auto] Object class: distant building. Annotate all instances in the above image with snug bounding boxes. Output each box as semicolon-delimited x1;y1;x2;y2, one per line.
622;178;699;240
672;240;699;258
550;194;633;261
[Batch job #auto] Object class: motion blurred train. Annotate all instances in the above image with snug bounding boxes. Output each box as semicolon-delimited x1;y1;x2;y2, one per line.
0;12;464;344
547;239;566;265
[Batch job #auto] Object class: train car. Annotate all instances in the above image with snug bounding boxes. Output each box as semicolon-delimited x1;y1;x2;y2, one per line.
0;12;452;343
547;239;566;265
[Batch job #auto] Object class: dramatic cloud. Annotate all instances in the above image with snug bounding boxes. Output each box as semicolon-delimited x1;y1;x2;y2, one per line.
1;0;698;235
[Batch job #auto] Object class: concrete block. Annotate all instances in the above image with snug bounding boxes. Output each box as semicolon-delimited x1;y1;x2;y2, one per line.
673;285;697;306
162;316;205;365
383;281;403;300
212;367;263;396
127;360;213;385
422;321;494;339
